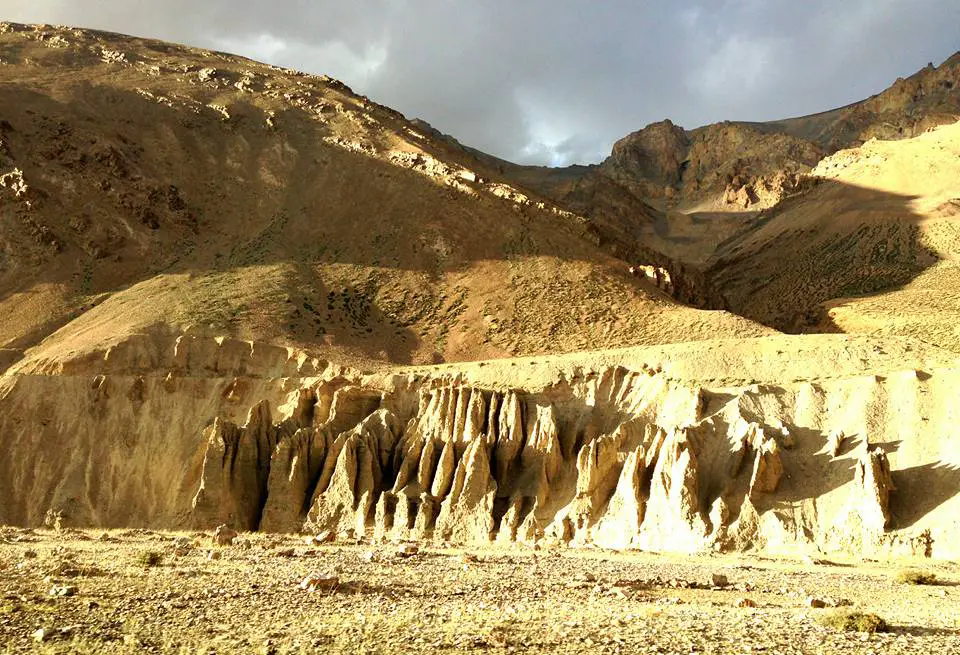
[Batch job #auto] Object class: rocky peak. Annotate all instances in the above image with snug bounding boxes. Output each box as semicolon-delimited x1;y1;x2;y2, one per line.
605;119;691;193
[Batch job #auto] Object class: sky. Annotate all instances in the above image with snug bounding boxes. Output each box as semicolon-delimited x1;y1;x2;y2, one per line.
3;1;958;165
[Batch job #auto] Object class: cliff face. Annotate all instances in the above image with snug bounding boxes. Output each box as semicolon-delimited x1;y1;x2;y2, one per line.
598;121;824;209
2;332;958;560
604;120;691;197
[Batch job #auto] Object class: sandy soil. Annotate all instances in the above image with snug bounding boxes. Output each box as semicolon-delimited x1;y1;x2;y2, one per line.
1;527;958;654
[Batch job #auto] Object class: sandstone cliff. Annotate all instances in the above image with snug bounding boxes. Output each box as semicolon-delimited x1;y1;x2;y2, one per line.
2;332;957;560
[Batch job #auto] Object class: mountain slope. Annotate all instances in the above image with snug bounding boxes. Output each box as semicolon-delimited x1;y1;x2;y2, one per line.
2;23;959;565
706;121;960;346
0;22;767;372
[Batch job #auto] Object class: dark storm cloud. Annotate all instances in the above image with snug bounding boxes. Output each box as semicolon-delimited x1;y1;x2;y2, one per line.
5;0;958;164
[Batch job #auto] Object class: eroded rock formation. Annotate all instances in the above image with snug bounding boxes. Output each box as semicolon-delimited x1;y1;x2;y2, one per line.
1;333;958;560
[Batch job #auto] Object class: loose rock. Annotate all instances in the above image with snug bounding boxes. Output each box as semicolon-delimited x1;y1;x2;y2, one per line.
212;525;238;546
299;572;340;592
397;543;419;558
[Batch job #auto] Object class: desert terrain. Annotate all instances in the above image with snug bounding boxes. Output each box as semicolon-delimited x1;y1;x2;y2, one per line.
1;21;960;653
1;528;958;653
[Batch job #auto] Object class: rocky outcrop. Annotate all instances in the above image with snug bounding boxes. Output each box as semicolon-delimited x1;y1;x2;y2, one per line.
2;333;959;559
749;439;784;496
434;438;497;542
190;401;278;530
852;446;896;532
637;428;706;552
605;120;690;197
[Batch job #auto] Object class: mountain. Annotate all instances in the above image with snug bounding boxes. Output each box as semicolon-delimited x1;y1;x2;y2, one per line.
703;121;960;341
1;23;959;564
0;22;765;374
421;52;960;300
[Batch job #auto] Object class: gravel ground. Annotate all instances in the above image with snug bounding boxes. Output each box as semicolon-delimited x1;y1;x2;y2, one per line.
1;527;958;654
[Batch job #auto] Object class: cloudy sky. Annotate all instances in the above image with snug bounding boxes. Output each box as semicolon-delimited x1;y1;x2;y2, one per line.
4;1;958;165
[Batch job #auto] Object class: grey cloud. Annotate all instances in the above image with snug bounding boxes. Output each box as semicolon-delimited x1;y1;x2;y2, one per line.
3;0;958;165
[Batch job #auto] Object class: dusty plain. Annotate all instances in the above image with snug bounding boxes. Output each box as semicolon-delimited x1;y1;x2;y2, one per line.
1;527;959;654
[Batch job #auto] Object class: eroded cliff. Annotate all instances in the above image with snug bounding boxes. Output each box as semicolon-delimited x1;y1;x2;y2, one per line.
2;332;957;560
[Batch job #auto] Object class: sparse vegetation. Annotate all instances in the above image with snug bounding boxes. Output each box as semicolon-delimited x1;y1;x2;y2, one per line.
816;610;888;633
135;549;164;568
895;569;938;585
5;529;960;653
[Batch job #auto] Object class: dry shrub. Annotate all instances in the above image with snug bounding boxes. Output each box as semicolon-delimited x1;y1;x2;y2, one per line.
135;550;164;568
817;610;887;633
895;569;937;585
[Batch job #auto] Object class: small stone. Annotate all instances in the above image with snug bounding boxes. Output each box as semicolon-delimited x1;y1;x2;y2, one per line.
50;586;78;597
737;598;757;608
397;543;419;558
304;530;334;546
299;572;339;592
805;596;826;608
657;597;683;605
711;573;730;588
206;550;222;561
583;572;597;583
274;548;295;557
212;525;237;546
33;628;53;642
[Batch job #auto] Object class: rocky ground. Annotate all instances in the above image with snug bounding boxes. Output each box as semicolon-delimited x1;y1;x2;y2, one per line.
1;527;958;654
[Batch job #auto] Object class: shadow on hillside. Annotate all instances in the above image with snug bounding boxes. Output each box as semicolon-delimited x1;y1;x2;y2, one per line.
0;80;951;365
701;177;941;334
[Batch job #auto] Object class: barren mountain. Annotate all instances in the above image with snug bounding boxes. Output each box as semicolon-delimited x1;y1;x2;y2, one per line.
1;21;960;585
418;53;960;297
456;53;959;260
0;22;763;374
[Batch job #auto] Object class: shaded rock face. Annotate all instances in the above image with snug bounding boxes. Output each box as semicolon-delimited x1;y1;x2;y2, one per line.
606;120;690;195
600;121;825;205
